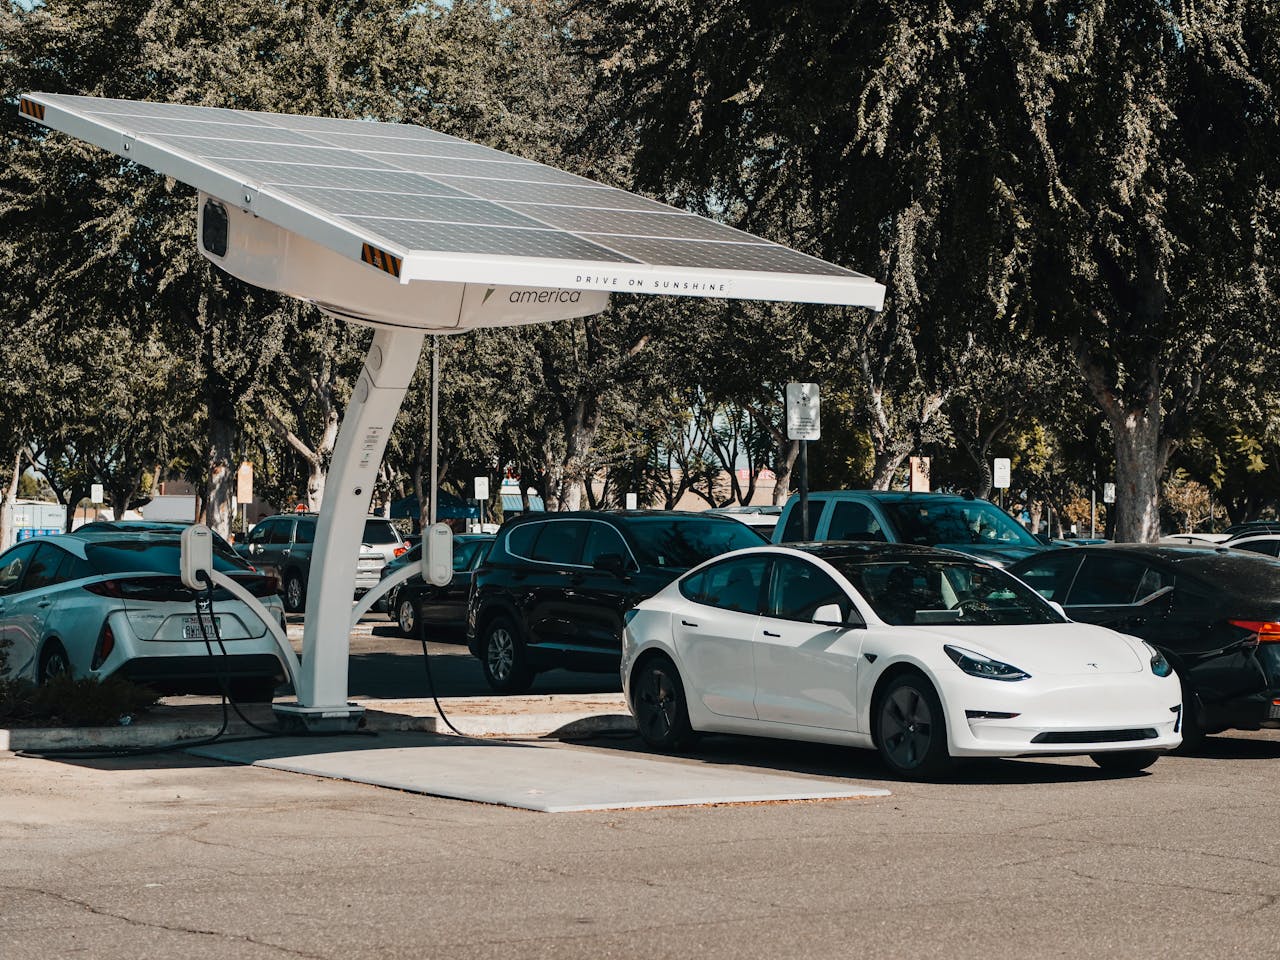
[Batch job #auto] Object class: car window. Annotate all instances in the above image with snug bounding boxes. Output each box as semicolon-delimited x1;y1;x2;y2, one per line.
827;554;1063;626
623;516;766;569
826;501;886;542
85;535;250;575
266;520;293;546
22;544;64;591
1066;555;1151;605
295;519;316;544
767;556;853;623
697;556;769;614
0;542;39;595
246;522;270;544
778;499;829;542
453;540;487;571
362;519;400;544
1234;539;1280;557
55;550;95;584
582;522;630;567
880;499;1039;547
678;569;706;602
505;522;540;559
530;521;589;565
1013;552;1083;601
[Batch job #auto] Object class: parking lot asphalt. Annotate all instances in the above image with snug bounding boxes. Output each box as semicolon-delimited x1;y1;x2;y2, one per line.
4;725;1280;960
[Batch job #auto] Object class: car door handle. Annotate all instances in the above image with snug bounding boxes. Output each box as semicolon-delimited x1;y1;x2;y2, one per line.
681;619;698;628
37;599;52;608
763;630;781;638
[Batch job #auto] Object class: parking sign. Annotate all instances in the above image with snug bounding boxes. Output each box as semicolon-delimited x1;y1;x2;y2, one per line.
786;383;821;441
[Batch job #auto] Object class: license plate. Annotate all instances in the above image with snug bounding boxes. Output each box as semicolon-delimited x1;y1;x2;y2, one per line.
183;616;222;640
358;558;379;569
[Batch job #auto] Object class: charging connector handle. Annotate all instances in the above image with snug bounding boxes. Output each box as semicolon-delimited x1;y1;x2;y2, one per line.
205;569;301;691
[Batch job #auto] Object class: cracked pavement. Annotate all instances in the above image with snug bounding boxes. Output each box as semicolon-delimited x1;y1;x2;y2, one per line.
3;729;1280;959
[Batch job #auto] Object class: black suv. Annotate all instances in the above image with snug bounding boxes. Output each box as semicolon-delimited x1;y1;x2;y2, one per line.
466;511;766;693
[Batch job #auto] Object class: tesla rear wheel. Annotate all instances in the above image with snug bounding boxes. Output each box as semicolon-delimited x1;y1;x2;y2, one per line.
632;655;696;751
480;616;534;694
38;642;71;684
283;571;306;613
1091;750;1159;773
874;673;954;780
397;597;418;638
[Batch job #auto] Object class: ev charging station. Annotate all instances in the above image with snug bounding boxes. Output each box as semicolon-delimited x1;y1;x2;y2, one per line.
20;93;886;733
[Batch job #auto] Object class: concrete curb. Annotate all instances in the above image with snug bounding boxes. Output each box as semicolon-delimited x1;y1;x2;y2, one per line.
1;694;636;752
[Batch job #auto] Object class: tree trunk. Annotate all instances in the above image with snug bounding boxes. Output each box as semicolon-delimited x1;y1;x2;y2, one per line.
771;438;800;505
0;448;19;550
870;444;911;490
1109;399;1168;543
206;407;237;538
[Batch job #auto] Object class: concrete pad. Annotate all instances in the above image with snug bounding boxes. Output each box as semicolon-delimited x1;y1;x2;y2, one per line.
188;733;890;812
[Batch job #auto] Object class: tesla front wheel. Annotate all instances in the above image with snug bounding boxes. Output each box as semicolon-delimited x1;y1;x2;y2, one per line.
1091;750;1159;773
874;673;954;780
480;616;534;694
631;654;696;752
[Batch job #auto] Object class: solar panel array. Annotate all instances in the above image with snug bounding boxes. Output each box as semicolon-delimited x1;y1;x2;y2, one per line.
20;93;883;305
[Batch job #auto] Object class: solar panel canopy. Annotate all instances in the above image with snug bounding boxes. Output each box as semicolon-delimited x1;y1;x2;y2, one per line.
19;93;886;323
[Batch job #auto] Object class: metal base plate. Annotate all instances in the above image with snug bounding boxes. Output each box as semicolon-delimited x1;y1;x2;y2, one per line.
189;733;890;813
272;703;367;735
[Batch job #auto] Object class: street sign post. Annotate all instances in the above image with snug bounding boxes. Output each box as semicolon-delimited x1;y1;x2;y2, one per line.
1103;483;1116;504
90;483;103;504
787;384;820;539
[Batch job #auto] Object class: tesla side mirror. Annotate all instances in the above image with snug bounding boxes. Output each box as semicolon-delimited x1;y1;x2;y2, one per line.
812;603;852;627
1048;600;1067;619
593;553;627;577
1136;585;1174;607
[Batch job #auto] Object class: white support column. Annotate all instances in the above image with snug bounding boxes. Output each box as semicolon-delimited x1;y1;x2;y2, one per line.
275;326;425;725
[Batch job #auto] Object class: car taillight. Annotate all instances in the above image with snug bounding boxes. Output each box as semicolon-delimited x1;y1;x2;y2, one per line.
394;544;408;558
1228;620;1280;642
84;579;123;598
91;621;115;670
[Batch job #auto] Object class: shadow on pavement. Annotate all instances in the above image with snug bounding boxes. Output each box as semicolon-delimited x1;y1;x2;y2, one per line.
565;730;1157;787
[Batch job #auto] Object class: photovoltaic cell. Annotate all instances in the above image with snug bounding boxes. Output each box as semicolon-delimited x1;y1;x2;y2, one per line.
20;92;884;306
344;218;635;262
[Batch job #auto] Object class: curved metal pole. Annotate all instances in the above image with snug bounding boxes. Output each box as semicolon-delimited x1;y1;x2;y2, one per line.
430;335;439;527
280;327;425;719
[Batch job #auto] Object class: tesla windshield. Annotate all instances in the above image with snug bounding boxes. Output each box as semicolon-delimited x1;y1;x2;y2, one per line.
827;555;1064;626
880;499;1039;547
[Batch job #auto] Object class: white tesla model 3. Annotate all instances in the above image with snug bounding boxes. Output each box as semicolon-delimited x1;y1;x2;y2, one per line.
621;543;1182;778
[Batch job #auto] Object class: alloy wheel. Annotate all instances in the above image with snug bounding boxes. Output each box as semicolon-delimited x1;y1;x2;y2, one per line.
880;685;934;770
398;598;416;636
487;626;515;681
637;666;678;741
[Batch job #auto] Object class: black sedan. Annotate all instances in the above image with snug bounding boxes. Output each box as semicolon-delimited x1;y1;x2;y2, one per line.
384;535;494;639
1009;545;1280;746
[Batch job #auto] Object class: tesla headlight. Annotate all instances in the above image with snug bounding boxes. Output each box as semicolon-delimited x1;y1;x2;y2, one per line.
944;644;1031;681
1144;642;1173;678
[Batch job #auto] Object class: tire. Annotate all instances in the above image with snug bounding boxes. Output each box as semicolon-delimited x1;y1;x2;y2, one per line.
873;672;954;780
1091;750;1160;773
283;570;306;613
479;616;534;694
396;596;419;639
228;677;278;703
38;641;71;684
631;654;697;751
